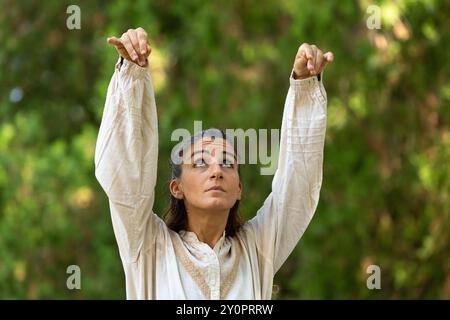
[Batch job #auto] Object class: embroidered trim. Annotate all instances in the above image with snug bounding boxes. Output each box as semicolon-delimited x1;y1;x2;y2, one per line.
172;235;210;299
171;233;242;299
220;239;241;299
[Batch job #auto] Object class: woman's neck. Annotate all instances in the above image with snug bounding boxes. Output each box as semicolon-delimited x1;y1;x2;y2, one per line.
185;208;228;248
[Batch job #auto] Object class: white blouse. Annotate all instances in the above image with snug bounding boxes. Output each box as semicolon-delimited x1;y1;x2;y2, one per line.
94;58;327;300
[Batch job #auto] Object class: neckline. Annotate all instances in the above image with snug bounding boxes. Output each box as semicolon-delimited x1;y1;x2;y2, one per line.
179;229;227;253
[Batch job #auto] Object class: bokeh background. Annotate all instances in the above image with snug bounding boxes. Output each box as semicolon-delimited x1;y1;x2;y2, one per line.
1;0;449;299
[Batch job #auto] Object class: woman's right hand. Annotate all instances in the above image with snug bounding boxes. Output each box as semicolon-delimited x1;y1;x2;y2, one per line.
107;27;152;67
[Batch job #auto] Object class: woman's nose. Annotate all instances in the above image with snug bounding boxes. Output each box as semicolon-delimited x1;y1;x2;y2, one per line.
209;162;224;179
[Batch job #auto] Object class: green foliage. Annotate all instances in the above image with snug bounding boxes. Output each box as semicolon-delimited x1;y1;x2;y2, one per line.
0;0;449;299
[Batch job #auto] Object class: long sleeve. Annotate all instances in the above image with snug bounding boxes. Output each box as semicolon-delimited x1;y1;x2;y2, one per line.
94;58;162;264
245;71;327;274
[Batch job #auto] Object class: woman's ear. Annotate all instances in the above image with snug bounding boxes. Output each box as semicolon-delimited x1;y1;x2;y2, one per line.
237;181;242;200
169;179;184;199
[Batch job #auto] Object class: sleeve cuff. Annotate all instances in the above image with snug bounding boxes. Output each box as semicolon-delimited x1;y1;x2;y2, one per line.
289;70;327;104
289;70;323;90
115;56;149;78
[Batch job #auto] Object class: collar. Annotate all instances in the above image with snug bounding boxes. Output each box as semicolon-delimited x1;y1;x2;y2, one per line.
179;229;227;253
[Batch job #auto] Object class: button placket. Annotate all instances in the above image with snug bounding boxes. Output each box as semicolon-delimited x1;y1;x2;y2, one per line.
209;250;221;299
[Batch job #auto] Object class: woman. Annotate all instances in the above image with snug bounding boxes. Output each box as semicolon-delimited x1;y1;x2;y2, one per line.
95;27;333;299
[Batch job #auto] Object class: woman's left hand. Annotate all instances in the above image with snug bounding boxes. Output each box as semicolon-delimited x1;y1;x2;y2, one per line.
293;43;334;80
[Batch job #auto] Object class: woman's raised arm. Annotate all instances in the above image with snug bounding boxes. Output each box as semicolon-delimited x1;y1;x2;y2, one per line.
245;44;333;274
94;28;162;264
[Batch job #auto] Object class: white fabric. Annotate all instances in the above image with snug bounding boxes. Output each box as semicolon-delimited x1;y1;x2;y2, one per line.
94;58;327;300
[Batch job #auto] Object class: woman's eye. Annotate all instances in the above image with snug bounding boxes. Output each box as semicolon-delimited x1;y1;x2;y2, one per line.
221;160;234;168
193;159;206;168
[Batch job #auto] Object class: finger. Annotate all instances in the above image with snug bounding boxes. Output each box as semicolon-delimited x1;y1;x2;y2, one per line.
136;27;148;56
121;33;139;61
126;29;142;60
309;45;318;73
315;49;324;74
318;52;334;74
299;43;313;60
299;43;314;69
137;45;152;67
306;49;315;71
324;52;334;62
298;51;308;67
107;36;122;47
107;37;131;60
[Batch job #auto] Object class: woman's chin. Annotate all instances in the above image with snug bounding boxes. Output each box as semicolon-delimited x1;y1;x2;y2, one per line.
201;198;233;211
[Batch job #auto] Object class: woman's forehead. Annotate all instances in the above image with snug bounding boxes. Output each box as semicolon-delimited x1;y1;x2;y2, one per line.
186;137;235;158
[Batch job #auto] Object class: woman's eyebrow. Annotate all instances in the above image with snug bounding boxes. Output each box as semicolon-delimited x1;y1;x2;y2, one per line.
190;150;205;158
190;150;237;160
224;151;237;161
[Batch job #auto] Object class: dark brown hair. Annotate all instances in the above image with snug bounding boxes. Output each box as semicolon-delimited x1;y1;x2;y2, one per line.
164;128;243;237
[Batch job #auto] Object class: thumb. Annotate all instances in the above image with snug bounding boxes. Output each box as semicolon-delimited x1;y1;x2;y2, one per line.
107;36;122;46
324;52;334;62
317;52;334;74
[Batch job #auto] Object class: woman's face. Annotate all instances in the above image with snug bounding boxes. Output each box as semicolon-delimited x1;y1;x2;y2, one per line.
170;137;242;212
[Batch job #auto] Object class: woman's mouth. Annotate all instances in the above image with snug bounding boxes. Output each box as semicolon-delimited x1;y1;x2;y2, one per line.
205;186;225;192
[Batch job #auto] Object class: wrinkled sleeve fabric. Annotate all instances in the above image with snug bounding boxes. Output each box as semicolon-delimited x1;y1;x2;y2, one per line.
95;58;163;264
245;71;327;274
